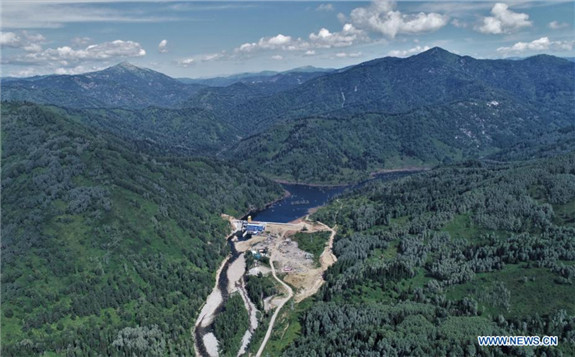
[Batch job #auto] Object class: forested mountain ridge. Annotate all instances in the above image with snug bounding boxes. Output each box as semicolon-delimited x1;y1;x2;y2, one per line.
180;69;336;123
3;49;573;182
278;154;575;356
198;47;574;133
489;126;575;162
179;66;333;88
62;106;236;155
229;96;571;184
1;102;283;356
1;63;205;109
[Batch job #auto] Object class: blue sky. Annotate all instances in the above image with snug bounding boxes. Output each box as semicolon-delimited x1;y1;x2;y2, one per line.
1;1;573;78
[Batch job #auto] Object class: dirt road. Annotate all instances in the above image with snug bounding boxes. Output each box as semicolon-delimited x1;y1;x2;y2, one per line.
288;222;337;303
255;249;293;357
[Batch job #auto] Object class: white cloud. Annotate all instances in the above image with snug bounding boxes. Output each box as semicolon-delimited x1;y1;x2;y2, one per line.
23;43;43;53
451;19;467;29
1;31;46;53
237;34;295;53
11;67;41;77
8;40;146;65
388;45;431;57
316;4;334;12
411;2;492;17
235;24;368;55
348;0;448;39
158;39;168;53
202;53;224;61
0;32;21;47
178;58;195;67
8;63;107;77
335;51;362;58
476;3;531;35
497;37;575;55
54;64;107;75
177;52;225;67
72;37;92;46
2;2;177;29
271;55;283;60
309;24;368;48
548;21;569;30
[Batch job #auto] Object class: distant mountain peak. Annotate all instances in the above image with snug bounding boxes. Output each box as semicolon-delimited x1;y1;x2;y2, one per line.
415;47;459;60
108;61;142;72
96;62;174;80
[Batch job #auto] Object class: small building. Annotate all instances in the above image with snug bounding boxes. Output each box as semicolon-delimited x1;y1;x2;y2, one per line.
246;223;266;235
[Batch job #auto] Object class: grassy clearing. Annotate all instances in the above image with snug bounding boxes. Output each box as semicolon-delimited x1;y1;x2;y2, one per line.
262;298;313;356
553;200;575;227
292;231;331;266
442;213;481;241
447;264;575;319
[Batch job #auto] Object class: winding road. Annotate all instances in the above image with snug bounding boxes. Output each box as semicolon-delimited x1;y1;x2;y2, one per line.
255;222;337;356
255;248;294;357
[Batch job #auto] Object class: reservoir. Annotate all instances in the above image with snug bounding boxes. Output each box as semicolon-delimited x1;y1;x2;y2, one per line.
252;171;416;223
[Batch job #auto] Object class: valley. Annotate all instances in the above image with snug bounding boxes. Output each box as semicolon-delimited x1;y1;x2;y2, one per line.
193;216;336;357
2;46;574;357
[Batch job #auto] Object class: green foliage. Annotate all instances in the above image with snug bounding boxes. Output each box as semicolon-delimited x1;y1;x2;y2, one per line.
65;106;235;155
262;298;313;356
213;293;250;356
1;102;283;356
245;273;277;311
228;97;569;184
292;231;331;266
191;48;575;137
285;154;575;356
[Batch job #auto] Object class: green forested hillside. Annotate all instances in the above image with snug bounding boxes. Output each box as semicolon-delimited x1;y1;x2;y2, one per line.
1;102;283;356
281;155;575;356
230;98;563;184
489;126;575;162
193;48;574;133
66;106;235;155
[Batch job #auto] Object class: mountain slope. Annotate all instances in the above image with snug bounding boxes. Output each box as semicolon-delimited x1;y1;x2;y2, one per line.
199;48;574;133
179;66;332;87
182;69;335;121
228;97;567;184
279;154;575;356
1;102;283;356
64;106;236;155
1;63;205;109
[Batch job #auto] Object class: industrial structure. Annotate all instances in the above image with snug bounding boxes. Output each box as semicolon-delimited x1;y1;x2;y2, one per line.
240;217;266;235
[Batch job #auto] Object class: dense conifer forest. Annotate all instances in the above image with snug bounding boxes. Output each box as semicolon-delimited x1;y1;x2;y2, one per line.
281;155;575;356
1;102;282;355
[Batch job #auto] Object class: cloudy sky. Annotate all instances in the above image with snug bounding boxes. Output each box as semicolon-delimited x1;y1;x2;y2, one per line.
1;0;573;78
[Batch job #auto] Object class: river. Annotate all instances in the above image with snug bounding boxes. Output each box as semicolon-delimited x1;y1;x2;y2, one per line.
252;171;416;223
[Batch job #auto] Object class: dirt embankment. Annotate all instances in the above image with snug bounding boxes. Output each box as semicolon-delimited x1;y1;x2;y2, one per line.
284;222;337;303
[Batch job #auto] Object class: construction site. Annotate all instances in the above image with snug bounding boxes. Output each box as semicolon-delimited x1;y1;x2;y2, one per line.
195;214;336;357
231;215;336;303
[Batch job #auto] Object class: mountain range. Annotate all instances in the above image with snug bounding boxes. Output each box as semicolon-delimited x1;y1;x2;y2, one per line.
3;47;574;183
1;62;205;108
2;47;575;356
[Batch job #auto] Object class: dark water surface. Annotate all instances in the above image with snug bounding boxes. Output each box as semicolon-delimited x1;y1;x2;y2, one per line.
252;171;415;223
